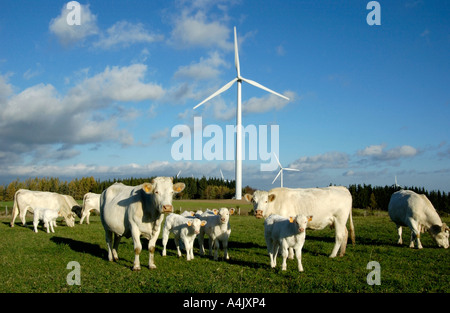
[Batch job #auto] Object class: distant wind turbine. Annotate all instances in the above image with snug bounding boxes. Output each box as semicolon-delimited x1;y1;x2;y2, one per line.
176;170;182;179
271;153;300;188
220;169;225;181
193;26;289;200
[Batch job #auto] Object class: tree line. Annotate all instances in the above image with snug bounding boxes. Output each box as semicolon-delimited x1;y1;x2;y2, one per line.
0;177;449;214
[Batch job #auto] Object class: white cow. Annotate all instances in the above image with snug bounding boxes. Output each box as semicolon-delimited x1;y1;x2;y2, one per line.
245;186;355;258
80;192;101;224
264;214;312;272
10;189;77;228
33;208;60;233
198;207;234;261
162;213;207;260
388;190;449;249
100;177;185;270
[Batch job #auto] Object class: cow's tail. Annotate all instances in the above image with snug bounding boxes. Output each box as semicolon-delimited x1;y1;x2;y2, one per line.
10;190;20;227
348;208;355;245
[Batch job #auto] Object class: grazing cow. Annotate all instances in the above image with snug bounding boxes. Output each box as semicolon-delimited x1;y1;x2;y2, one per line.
162;213;207;260
245;186;355;258
264;214;312;272
100;177;185;270
388;190;449;249
33;208;60;233
80;193;101;224
10;189;77;228
198;207;234;261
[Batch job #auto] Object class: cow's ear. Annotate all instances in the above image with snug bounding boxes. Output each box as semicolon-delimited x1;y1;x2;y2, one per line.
213;209;218;215
229;208;235;215
244;194;253;202
268;194;276;202
143;183;154;194
308;215;313;222
201;220;207;226
173;182;185;193
289;217;294;223
186;221;192;227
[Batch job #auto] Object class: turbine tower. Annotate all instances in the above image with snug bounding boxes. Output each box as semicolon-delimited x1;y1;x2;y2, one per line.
271;153;300;188
193;27;289;199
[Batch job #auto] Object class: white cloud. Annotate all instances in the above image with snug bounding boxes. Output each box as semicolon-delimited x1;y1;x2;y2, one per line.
170;10;232;50
290;151;350;172
49;3;99;46
174;51;227;80
93;21;164;49
243;90;296;114
357;144;419;161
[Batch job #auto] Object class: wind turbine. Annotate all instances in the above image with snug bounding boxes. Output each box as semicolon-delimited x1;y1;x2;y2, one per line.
193;26;289;200
220;169;225;181
271;153;300;188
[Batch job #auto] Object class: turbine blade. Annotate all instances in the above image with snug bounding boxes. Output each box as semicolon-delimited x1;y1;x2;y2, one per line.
284;168;300;172
273;152;282;168
241;77;290;100
193;78;238;109
234;27;240;78
272;170;282;184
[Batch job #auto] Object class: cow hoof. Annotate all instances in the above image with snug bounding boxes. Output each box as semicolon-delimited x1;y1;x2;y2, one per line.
132;266;141;271
149;264;157;270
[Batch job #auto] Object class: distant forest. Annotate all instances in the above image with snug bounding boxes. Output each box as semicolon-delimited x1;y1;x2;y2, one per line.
1;176;449;214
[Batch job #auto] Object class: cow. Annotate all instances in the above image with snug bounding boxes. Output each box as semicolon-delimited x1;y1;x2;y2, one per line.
33;208;60;233
245;186;355;258
80;192;101;224
388;190;449;249
100;177;185;270
264;214;312;272
10;189;78;228
161;213;206;261
198;207;234;261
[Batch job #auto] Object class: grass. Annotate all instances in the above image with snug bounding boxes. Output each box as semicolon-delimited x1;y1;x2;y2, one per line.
0;202;449;293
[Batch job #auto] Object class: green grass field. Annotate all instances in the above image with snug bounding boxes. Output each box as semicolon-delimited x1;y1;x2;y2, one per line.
0;200;448;293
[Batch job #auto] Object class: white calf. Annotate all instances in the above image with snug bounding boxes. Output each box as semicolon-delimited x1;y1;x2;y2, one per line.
198;207;234;261
264;214;312;272
33;208;60;233
162;213;206;261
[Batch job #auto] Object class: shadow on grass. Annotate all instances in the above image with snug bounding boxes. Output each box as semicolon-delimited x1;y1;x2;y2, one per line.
50;236;105;259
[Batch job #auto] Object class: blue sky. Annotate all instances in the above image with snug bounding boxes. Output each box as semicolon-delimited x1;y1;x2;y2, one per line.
0;0;449;192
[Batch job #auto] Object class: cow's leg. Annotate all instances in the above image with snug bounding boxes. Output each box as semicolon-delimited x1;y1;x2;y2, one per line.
104;229;114;261
222;239;229;260
20;207;29;226
130;227;142;271
198;231;205;255
281;241;288;271
330;221;346;258
161;227;170;257
396;224;403;245
86;211;91;225
339;227;349;257
406;218;423;249
213;239;220;261
112;234;121;261
175;236;182;258
11;207;19;227
148;234;158;270
295;245;304;272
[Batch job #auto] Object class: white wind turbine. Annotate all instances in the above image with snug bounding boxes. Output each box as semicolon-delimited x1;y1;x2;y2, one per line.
193;26;289;200
271;153;300;188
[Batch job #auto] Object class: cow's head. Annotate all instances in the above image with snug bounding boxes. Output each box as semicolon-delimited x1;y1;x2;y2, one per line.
63;212;76;227
289;215;313;233
430;223;449;249
142;177;185;214
244;190;269;219
217;207;234;224
187;218;207;235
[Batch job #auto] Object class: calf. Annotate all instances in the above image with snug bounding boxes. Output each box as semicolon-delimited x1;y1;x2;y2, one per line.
198;207;234;261
162;213;206;261
264;214;313;272
33;208;60;233
389;190;449;249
